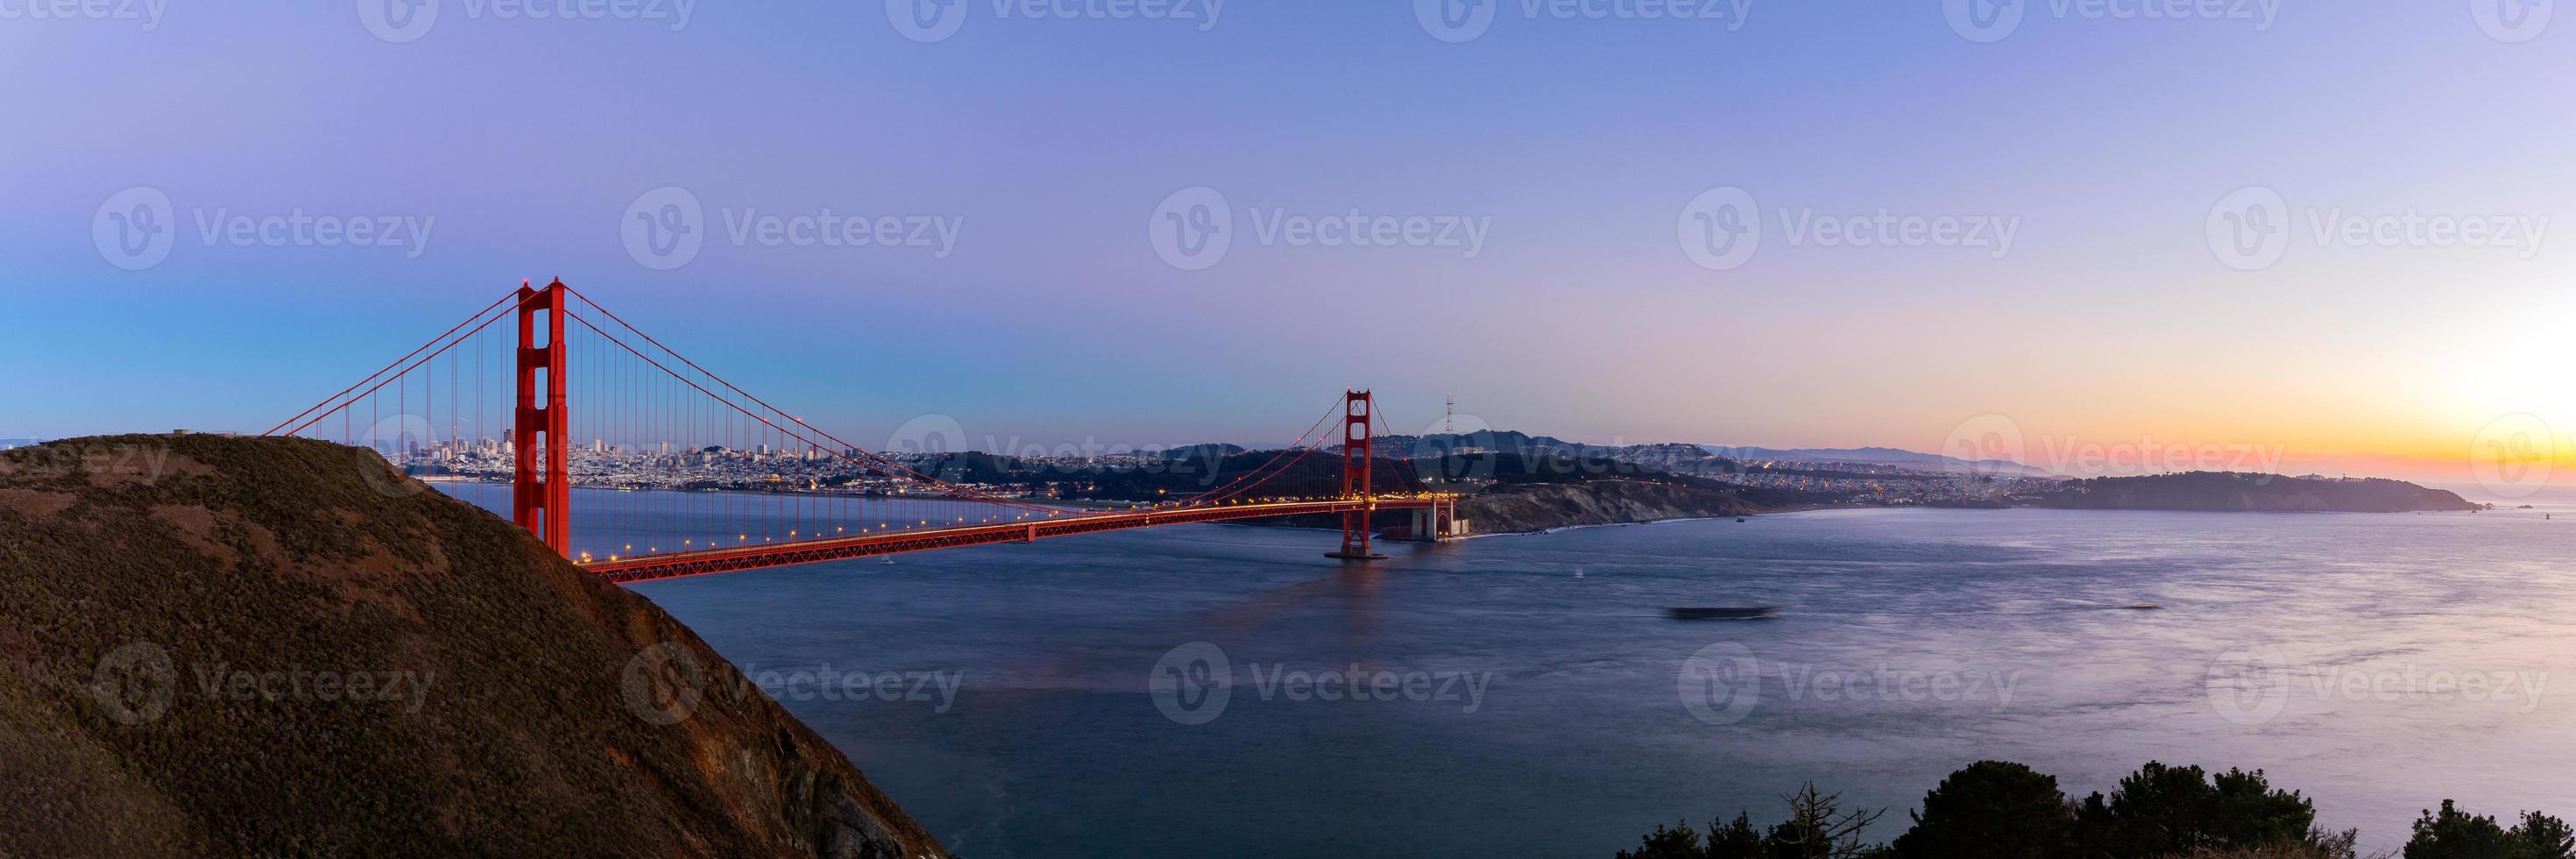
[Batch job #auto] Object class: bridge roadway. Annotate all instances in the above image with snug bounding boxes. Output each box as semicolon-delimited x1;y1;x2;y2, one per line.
579;497;1446;584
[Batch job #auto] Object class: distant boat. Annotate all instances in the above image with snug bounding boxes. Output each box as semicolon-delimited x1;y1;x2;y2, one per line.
1736;517;1748;523
2127;602;2162;610
1667;607;1777;621
881;557;896;565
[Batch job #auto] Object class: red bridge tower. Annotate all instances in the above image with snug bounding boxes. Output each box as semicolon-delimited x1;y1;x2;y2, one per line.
513;280;570;557
1326;389;1386;560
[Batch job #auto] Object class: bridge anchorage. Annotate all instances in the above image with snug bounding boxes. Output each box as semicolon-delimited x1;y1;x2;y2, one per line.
268;279;1460;584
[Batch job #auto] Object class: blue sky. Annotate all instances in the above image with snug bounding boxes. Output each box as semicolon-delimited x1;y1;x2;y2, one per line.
2;1;2567;479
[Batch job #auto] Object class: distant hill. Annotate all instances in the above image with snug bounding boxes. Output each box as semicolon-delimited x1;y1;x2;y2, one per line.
2035;472;2480;513
1356;431;2049;477
1459;480;1764;533
0;435;948;858
1698;444;2053;477
1159;443;1245;461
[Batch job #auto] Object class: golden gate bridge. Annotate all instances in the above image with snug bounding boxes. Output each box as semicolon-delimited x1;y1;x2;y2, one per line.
264;280;1456;584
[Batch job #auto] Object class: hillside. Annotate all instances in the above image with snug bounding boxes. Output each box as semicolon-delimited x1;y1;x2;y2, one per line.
2036;472;2480;513
1459;479;1766;532
0;435;946;858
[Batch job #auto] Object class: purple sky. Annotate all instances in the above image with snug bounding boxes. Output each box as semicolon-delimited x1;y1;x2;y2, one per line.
2;1;2567;483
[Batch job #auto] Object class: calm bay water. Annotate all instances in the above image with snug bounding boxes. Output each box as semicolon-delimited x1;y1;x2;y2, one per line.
448;486;2576;857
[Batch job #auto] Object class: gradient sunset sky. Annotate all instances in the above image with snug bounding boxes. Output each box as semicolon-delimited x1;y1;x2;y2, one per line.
2;1;2567;488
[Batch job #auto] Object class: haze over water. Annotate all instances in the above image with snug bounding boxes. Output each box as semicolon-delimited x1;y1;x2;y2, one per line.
448;485;2576;858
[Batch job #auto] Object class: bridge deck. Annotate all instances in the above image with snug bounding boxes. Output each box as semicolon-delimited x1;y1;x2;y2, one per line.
579;498;1443;584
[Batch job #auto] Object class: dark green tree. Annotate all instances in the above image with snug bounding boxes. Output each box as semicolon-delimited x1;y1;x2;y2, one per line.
1709;813;1766;859
2404;802;2575;859
2207;768;2320;848
2406;801;2514;858
2071;792;2118;859
2077;762;2318;857
2515;811;2576;859
1616;820;1706;859
1892;761;2075;859
1765;783;1887;859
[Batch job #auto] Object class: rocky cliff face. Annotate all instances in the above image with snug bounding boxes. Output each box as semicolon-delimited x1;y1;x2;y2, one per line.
0;435;947;858
1458;479;1763;533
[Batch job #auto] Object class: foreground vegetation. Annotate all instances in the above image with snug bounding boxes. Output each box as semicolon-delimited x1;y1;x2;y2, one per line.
1614;760;2569;859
